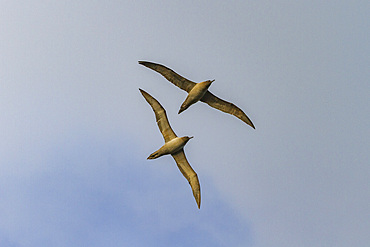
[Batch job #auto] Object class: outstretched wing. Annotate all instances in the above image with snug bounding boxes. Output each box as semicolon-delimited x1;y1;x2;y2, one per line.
139;61;196;92
172;150;201;209
140;89;177;142
201;91;255;129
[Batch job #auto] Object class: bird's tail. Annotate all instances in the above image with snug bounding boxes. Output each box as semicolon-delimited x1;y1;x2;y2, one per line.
147;150;161;159
178;103;189;114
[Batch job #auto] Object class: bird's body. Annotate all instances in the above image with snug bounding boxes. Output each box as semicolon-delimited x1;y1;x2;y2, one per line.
147;136;192;159
139;61;255;129
179;80;213;114
139;89;201;209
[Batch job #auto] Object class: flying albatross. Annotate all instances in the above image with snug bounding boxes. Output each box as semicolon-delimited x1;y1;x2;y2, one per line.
139;89;201;209
139;61;255;129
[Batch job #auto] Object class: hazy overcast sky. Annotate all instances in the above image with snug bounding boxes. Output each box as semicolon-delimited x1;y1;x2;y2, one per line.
1;1;369;247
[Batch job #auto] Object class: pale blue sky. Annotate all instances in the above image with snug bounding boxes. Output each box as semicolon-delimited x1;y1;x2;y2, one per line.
0;1;369;247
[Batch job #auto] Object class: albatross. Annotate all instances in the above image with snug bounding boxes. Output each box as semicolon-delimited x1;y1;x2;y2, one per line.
139;89;201;209
139;61;255;129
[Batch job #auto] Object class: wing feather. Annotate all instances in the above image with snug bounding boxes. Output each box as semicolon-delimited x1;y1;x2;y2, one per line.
139;61;196;92
172;150;201;209
140;89;177;142
201;91;255;129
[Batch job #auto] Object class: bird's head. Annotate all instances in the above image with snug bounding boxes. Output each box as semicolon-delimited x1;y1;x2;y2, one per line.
184;136;194;142
204;79;215;88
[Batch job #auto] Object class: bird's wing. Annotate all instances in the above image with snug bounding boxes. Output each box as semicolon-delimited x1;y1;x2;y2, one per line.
139;61;196;92
200;91;255;129
171;150;201;209
140;89;177;142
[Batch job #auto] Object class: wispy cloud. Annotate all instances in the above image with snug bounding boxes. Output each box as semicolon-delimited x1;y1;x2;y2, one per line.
0;134;251;247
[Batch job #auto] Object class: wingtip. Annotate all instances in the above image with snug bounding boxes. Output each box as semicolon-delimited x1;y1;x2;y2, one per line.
190;177;201;209
193;186;201;209
249;120;256;129
139;89;155;104
243;117;255;129
138;61;148;65
196;194;201;209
